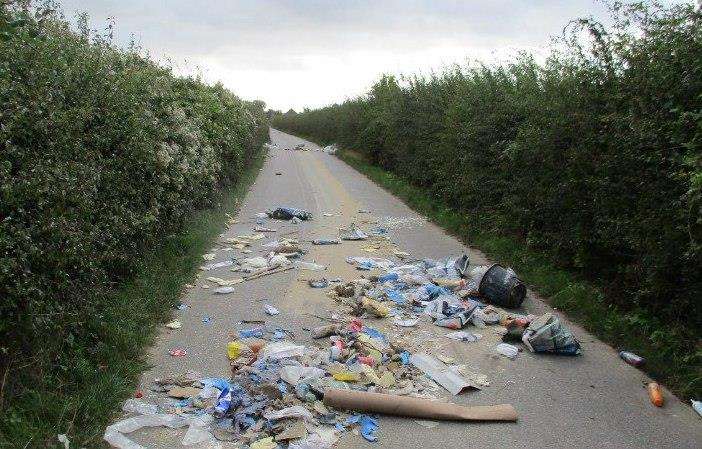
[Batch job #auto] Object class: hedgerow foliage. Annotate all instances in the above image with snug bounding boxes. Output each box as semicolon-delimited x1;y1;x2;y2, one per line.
274;2;702;327
0;0;267;431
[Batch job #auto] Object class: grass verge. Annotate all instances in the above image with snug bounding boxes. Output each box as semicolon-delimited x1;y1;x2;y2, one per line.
336;148;701;401
1;150;267;448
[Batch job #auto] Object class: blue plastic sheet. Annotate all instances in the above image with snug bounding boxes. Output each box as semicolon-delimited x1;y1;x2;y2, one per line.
239;327;265;338
399;351;411;365
347;414;379;442
385;289;405;305
271;328;286;341
425;283;451;299
378;272;398;283
363;326;388;343
201;378;230;391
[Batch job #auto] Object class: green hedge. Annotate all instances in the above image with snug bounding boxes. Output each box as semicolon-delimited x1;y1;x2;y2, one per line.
274;3;702;327
0;3;268;430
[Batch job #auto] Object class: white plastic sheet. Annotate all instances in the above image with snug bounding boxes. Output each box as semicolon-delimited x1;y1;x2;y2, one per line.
280;366;325;385
263;405;315;422
104;414;187;449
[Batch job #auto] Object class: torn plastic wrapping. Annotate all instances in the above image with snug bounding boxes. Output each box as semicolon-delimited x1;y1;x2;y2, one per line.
280;366;325;385
260;341;305;360
104;414;187;449
263;405;315;422
410;353;480;395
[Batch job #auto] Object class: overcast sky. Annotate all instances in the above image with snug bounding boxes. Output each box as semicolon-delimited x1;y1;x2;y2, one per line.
57;1;689;111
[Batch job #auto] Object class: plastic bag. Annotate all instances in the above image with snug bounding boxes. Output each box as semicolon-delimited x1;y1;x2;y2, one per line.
280;366;325;385
445;331;482;342
263;405;315;422
294;261;327;271
495;343;519;359
260;341;305;361
267;207;312;221
182;415;217;446
521;313;582;355
104;414;187;449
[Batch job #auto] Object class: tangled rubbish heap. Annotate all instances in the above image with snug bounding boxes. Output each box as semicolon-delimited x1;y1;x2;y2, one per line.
105;208;584;449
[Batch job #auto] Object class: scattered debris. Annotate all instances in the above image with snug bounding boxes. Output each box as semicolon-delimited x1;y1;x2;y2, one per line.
207;277;244;287
57;434;70;449
411;353;480;395
264;304;280;315
202;253;216;261
339;223;368;241
244;265;294;281
445;331;481;342
495;343;519;359
168;348;187;357
312;239;340;245
308;278;330;288
108;212;584;447
165;320;182;330
200;260;234;271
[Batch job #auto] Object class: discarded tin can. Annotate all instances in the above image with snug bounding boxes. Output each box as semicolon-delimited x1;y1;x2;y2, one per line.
478;264;526;308
619;351;645;367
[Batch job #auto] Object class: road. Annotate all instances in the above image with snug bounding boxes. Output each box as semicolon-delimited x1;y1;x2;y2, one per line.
125;128;701;448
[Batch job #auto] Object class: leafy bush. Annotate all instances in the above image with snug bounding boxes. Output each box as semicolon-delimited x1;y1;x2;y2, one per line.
0;3;268;441
275;3;701;330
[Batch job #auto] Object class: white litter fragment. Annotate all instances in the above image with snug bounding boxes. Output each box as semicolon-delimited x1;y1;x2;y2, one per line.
495;343;519;359
206;277;244;286
410;353;480;395
263;405;315;423
279;366;325;386
200;260;234;271
104;414;187;449
393;316;419;327
122;399;158;416
260;341;305;361
264;304;280;315
57;434;70;449
444;331;482;342
294;261;327;271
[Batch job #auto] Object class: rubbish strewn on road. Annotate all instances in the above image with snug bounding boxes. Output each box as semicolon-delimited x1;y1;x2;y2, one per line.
108;210;589;448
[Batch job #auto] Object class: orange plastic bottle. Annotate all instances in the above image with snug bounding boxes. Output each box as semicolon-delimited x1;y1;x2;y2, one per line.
647;382;664;407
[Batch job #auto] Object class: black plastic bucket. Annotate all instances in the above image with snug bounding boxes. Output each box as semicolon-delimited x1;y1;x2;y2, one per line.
478;264;526;309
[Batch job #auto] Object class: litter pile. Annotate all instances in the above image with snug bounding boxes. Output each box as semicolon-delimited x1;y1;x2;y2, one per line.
106;209;589;448
333;254;582;357
107;321;517;449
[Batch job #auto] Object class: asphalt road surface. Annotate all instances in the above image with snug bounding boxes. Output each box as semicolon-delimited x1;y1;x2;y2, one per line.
124;128;701;449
